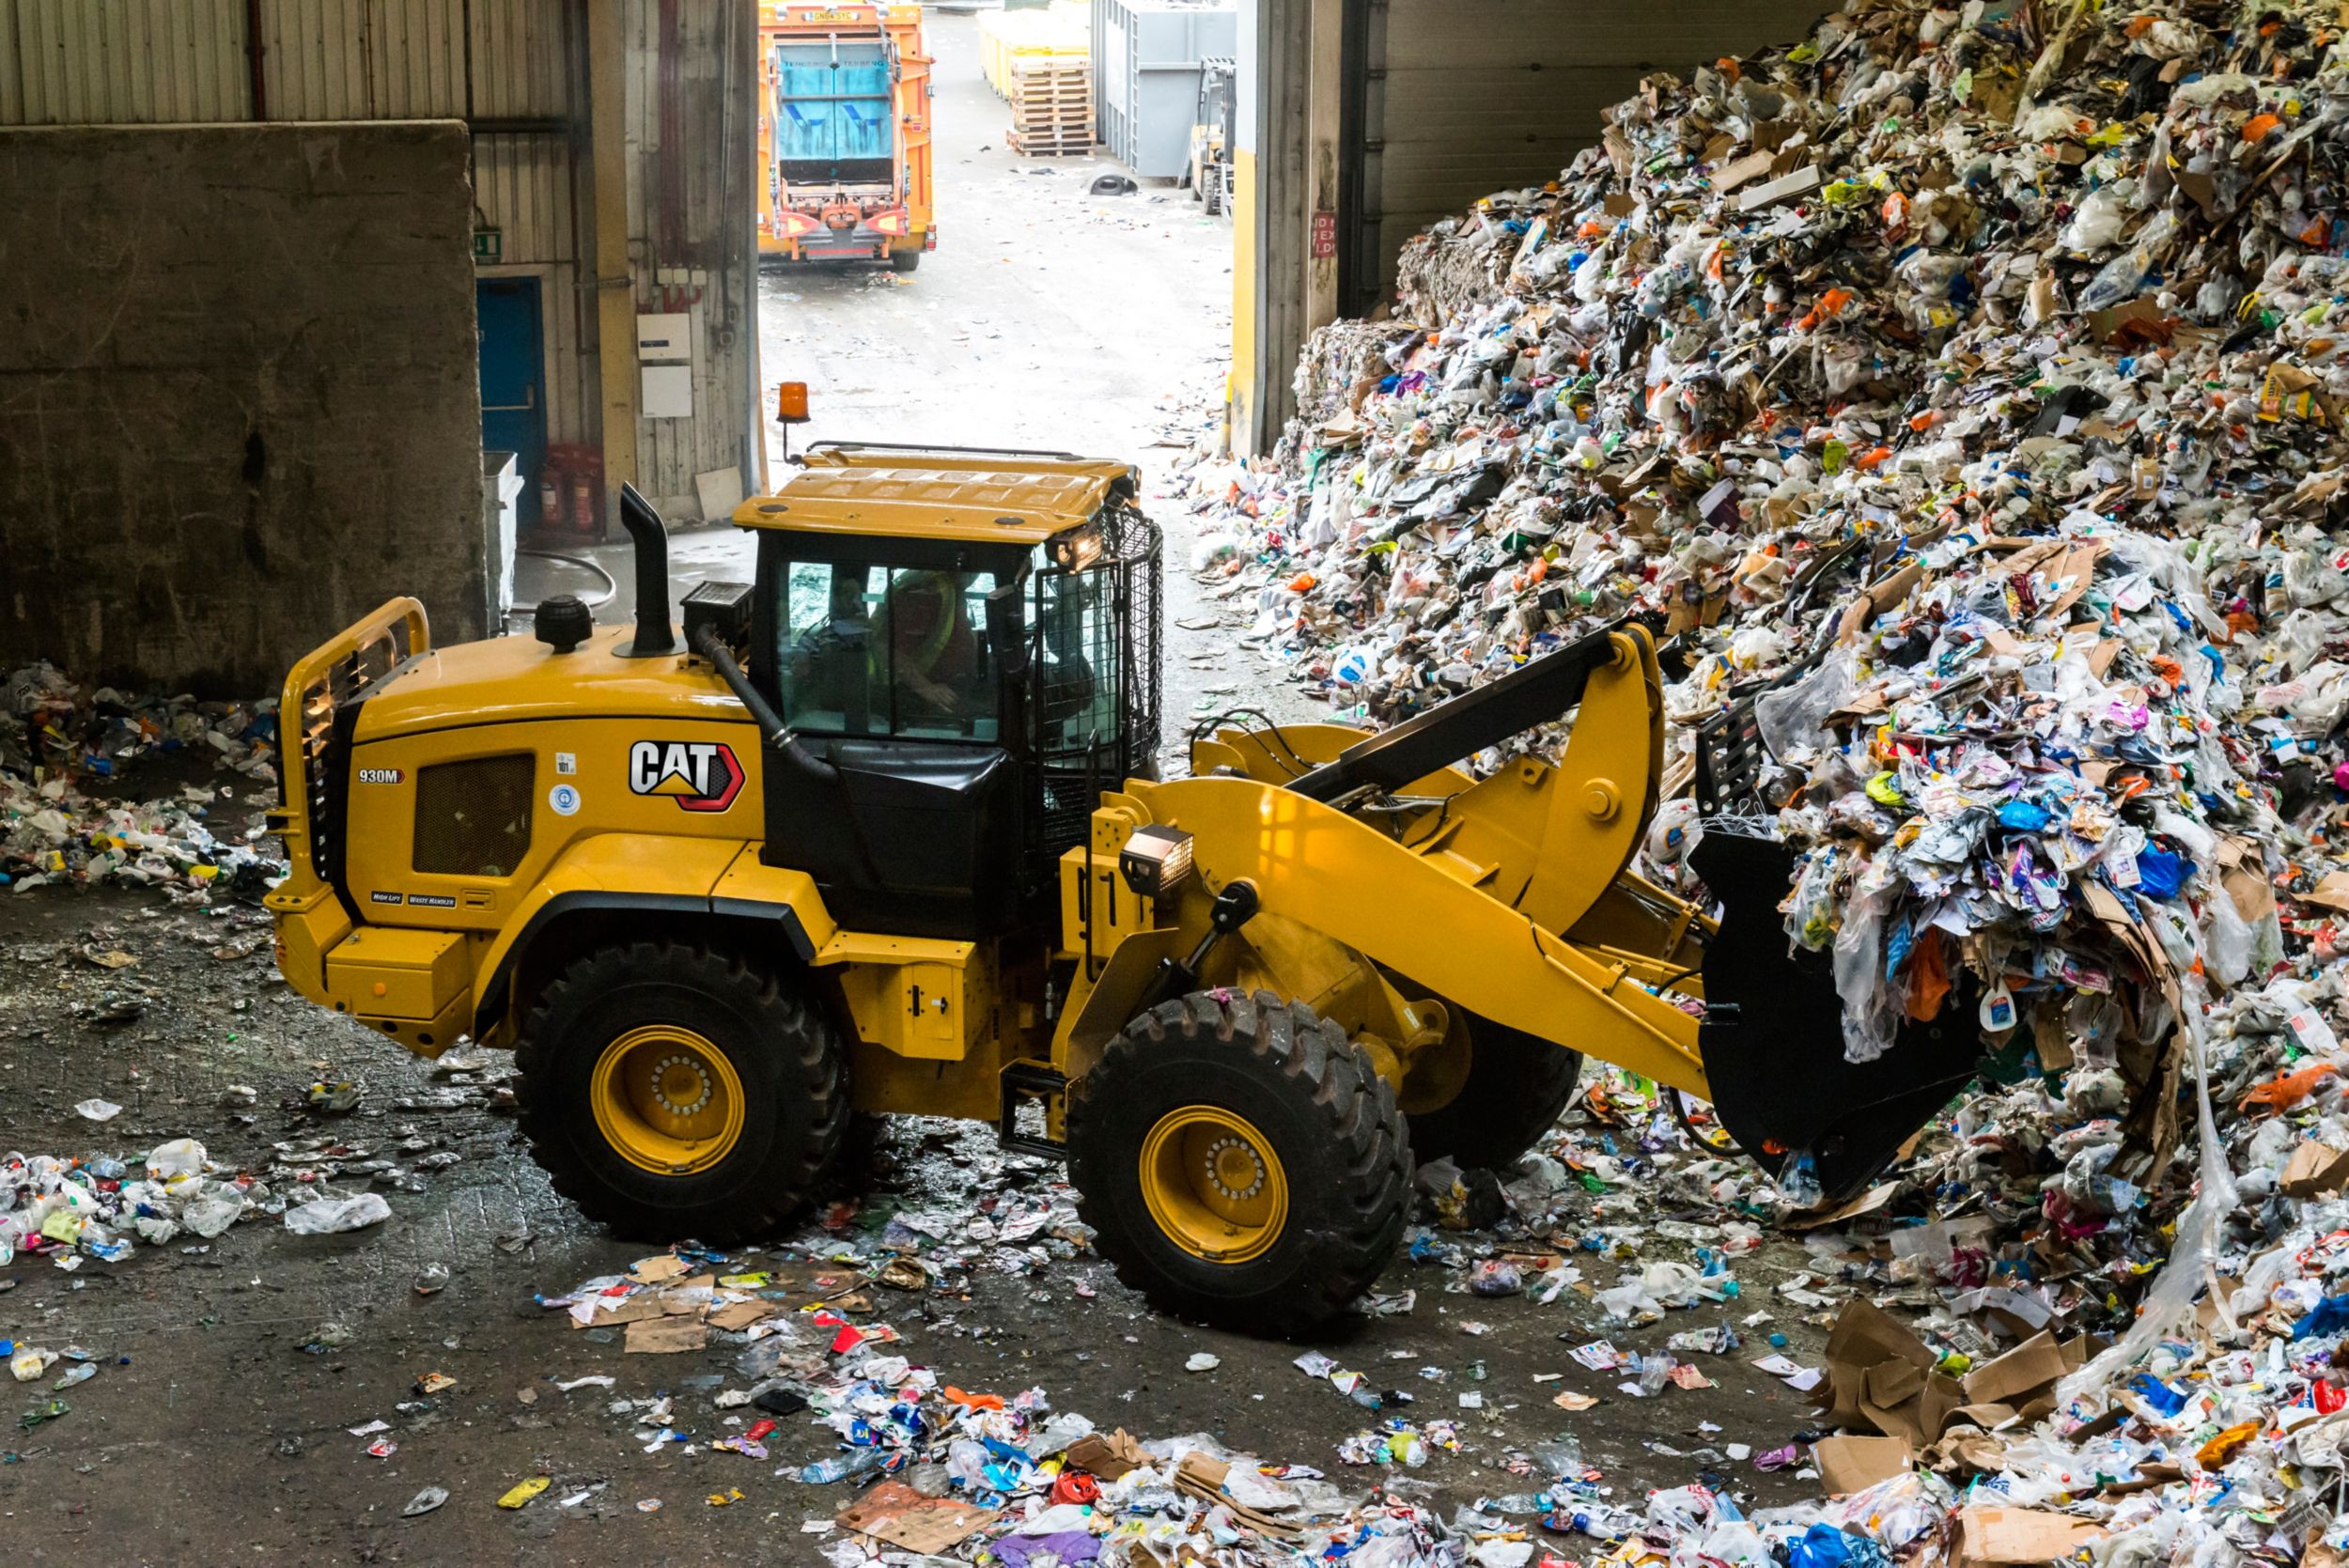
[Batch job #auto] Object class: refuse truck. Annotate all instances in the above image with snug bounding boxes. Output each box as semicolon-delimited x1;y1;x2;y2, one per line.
266;439;1997;1331
756;1;935;271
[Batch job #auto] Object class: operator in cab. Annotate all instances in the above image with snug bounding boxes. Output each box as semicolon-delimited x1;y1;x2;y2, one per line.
877;569;978;720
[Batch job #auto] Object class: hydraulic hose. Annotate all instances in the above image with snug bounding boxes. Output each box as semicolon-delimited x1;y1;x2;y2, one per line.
513;548;618;609
688;623;836;784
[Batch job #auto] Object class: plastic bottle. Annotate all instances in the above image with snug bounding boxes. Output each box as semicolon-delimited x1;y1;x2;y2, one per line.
1777;1152;1824;1208
1532;1435;1583;1479
799;1449;885;1485
944;1437;991;1488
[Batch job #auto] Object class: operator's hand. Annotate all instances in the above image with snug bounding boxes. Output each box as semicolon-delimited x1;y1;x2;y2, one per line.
906;675;961;717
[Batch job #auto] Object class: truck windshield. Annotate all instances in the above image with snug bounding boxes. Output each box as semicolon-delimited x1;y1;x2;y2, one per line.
778;561;999;742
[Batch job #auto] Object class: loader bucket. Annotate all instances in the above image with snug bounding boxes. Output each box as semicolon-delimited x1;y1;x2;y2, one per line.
1690;822;1988;1205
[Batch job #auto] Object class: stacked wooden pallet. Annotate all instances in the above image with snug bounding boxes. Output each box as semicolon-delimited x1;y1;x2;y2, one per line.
1005;59;1094;157
979;3;1087;98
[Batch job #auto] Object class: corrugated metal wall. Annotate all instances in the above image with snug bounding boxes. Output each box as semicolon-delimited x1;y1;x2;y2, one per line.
257;0;467;119
623;0;752;512
0;0;252;124
1366;0;1828;300
472;0;575;118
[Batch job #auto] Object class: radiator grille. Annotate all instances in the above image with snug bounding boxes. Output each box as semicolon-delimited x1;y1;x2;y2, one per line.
412;755;536;877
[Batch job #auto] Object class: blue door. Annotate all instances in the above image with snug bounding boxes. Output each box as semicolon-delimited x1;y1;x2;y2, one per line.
476;277;546;505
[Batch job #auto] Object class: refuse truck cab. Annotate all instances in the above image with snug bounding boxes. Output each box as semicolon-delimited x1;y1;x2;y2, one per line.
756;1;935;271
268;440;2000;1331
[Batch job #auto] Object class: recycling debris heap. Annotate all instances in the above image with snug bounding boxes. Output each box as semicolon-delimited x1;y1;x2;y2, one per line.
1186;0;2349;1183
1;662;281;896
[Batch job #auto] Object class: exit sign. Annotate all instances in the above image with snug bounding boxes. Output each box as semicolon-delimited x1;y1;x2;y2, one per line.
1310;210;1336;258
473;227;503;264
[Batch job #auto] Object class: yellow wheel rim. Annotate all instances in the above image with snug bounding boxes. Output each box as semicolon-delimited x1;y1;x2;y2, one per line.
1139;1107;1289;1264
589;1025;746;1176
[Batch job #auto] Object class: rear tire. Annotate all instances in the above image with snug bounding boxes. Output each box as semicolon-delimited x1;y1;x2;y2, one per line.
1405;1012;1583;1172
890;250;921;273
514;941;847;1243
1068;990;1410;1333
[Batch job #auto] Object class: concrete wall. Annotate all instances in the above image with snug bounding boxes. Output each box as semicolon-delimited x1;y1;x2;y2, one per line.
0;120;488;694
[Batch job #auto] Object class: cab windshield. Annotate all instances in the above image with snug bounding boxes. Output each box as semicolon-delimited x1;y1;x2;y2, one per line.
776;561;1001;741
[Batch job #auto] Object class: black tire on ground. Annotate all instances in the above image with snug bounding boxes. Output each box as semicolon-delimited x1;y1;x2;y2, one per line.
514;941;847;1243
890;250;921;273
1067;990;1411;1334
1404;1011;1583;1172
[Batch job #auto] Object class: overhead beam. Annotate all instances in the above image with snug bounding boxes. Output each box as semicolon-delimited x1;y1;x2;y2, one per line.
1305;0;1342;335
588;0;638;518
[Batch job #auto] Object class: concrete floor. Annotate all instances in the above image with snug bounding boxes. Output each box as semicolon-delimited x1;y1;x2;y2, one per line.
0;872;1836;1563
0;15;1835;1562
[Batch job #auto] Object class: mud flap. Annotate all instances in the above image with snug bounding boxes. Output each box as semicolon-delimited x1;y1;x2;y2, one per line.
1691;825;1986;1205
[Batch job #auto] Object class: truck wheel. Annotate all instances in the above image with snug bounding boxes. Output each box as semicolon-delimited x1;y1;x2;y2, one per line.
890;250;921;273
1404;1011;1582;1172
1068;990;1410;1333
514;941;846;1243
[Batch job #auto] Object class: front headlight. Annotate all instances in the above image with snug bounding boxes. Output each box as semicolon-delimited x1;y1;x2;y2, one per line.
1118;824;1193;899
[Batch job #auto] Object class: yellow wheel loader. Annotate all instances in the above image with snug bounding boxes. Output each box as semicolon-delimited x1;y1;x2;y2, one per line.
267;442;1990;1330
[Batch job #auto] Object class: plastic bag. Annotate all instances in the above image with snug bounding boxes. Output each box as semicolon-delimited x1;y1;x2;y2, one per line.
2202;887;2253;988
1831;882;1901;1063
2058;995;2238;1408
2077;210;2177;312
1755;649;1855;763
283;1193;392;1234
145;1138;207;1180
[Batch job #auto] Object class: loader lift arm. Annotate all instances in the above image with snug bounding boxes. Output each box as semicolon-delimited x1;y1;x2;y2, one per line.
1287;621;1628;807
1097;622;1993;1207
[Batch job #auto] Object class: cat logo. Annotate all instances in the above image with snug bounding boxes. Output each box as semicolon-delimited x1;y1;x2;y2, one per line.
627;739;745;813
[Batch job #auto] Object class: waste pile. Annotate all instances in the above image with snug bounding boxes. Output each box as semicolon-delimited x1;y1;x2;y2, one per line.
1165;0;2349;1558
1185;2;2349;1165
0;1138;259;1269
2;663;281;895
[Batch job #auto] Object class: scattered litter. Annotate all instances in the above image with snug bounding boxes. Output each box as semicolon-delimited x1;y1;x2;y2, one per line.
495;1476;550;1510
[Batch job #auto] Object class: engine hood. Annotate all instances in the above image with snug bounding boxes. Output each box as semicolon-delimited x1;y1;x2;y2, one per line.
352;626;750;740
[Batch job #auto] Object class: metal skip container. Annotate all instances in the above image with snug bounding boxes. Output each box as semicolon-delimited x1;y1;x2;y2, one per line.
1090;0;1237;179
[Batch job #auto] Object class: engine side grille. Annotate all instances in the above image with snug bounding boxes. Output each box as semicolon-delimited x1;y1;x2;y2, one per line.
281;619;415;893
412;755;537;877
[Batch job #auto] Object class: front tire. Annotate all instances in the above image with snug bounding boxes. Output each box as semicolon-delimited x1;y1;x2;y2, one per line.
514;941;847;1243
1068;990;1410;1333
1405;1011;1583;1171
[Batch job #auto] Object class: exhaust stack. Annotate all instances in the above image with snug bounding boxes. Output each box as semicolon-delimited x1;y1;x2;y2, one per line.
615;483;677;658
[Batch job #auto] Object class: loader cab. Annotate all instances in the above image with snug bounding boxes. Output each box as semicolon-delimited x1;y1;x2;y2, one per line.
737;443;1161;941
